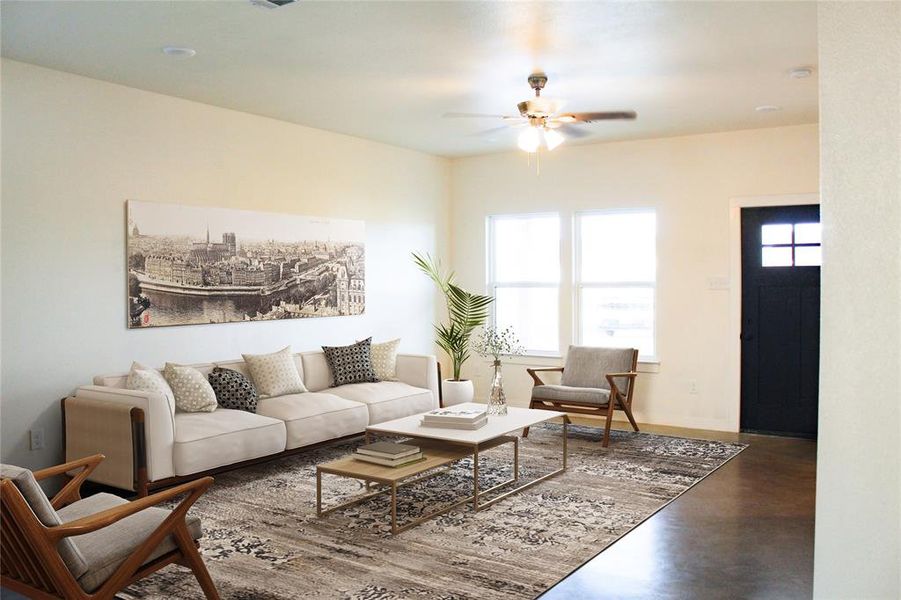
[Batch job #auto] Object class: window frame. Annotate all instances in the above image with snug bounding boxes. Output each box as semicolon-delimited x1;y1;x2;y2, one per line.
573;208;658;362
486;212;562;357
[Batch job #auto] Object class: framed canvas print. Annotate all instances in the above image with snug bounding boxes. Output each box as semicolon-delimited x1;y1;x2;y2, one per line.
126;200;365;328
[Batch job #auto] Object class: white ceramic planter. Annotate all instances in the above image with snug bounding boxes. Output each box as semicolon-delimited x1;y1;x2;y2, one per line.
442;379;474;406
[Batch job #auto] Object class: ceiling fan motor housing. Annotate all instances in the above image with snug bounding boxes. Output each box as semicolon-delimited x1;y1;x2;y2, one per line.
527;73;548;95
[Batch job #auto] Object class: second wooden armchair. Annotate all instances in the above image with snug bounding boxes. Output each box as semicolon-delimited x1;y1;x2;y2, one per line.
1;454;219;600
523;345;640;447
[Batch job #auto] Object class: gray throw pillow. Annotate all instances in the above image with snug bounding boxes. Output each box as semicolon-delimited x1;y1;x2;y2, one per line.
322;338;380;387
208;367;258;413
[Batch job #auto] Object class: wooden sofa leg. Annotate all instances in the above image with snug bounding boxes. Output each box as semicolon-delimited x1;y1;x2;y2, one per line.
174;524;220;600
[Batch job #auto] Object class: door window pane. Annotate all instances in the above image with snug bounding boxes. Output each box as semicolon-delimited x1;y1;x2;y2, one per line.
580;287;655;356
493;215;560;283
580;212;656;282
761;224;793;245
495;286;559;354
762;246;793;267
794;245;822;266
794;222;822;244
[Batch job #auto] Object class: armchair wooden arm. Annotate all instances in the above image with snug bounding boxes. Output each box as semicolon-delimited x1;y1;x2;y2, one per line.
527;367;564;386
33;454;105;510
47;477;212;541
605;372;639;404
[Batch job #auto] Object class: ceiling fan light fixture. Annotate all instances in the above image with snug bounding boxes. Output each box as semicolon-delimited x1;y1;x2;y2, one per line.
543;127;564;151
518;127;541;153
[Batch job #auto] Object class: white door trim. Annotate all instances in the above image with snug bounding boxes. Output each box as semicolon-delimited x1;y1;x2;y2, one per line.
728;193;819;432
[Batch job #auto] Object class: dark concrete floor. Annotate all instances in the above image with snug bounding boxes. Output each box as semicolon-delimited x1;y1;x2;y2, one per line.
2;426;816;600
540;427;817;600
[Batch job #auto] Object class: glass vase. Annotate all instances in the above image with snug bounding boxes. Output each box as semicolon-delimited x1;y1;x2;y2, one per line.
487;360;508;416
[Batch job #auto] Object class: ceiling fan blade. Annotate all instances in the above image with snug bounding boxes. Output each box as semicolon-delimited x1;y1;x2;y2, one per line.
468;125;516;138
442;112;511;119
560;111;637;122
557;124;592;139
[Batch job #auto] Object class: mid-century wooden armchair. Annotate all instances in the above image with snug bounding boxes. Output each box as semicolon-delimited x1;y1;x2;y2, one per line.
523;346;640;447
1;454;219;600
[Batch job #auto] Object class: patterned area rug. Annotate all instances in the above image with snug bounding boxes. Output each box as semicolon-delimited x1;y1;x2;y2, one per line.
119;424;744;600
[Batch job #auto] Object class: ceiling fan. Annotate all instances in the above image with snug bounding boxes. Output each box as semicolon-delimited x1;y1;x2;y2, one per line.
445;73;636;153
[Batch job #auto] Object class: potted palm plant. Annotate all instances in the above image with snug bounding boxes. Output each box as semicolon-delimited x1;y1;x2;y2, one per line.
413;253;494;406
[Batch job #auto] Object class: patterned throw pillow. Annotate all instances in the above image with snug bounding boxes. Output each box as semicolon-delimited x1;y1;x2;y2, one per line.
126;362;176;414
322;338;379;387
163;363;218;413
367;338;401;381
208;367;258;413
242;346;307;397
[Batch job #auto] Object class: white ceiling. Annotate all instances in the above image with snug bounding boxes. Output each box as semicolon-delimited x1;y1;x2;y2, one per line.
1;1;818;158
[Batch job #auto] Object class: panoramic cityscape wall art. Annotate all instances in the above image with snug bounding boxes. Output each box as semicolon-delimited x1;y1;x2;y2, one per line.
126;200;365;328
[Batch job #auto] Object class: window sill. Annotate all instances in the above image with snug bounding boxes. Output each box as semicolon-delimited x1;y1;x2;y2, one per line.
495;355;661;374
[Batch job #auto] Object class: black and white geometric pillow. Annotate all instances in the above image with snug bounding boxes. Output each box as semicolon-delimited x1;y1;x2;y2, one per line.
322;338;380;387
208;367;259;413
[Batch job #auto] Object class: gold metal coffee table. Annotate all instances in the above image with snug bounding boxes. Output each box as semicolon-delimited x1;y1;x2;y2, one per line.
316;403;568;534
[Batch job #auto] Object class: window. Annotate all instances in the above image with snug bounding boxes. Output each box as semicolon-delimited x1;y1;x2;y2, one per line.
761;222;822;267
487;213;560;355
576;210;657;359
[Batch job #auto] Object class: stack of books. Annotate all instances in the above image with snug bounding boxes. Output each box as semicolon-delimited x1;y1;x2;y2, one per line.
354;441;423;467
421;407;488;430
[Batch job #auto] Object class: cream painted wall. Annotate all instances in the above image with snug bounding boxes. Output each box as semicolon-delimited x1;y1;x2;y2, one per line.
450;124;819;432
0;59;451;469
814;3;900;597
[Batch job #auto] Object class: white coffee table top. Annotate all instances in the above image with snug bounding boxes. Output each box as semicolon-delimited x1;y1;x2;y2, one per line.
366;402;565;445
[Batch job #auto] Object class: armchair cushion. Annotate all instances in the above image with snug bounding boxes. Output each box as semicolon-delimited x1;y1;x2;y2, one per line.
58;492;203;592
561;346;635;393
532;384;610;405
0;464;89;579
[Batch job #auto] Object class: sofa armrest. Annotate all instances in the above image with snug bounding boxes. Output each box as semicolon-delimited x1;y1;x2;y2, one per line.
394;354;439;408
73;386;175;484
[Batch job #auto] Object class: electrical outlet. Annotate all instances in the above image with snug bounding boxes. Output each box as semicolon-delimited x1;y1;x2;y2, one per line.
688;380;699;395
29;428;45;451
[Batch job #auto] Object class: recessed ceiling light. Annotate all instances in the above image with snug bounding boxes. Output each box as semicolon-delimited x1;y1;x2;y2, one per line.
161;46;196;58
755;105;782;113
790;67;814;79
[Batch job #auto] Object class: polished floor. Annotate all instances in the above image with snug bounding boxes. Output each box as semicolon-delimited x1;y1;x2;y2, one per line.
2;422;815;600
540;420;817;599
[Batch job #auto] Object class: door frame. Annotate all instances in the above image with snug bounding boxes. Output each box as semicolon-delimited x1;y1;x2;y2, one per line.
728;193;819;432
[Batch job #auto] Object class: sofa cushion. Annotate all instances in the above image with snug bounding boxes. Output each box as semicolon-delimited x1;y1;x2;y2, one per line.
256;393;369;450
532;384;611;405
299;352;332;392
172;409;286;476
369;338;401;381
328;382;436;424
164;364;218;413
126;363;176;415
242;346;307;397
208;367;258;413
322;338;379;387
57;492;202;593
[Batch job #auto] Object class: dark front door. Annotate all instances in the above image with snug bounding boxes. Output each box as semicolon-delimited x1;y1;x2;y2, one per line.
741;205;821;437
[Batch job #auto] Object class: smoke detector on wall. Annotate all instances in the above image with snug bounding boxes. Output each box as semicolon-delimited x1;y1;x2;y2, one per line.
249;0;295;9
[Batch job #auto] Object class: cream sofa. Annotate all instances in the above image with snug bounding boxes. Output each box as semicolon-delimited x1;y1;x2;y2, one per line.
65;351;438;494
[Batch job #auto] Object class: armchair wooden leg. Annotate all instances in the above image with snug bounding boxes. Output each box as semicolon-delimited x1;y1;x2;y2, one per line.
522;399;536;438
602;402;615;447
621;402;640;432
173;523;220;600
